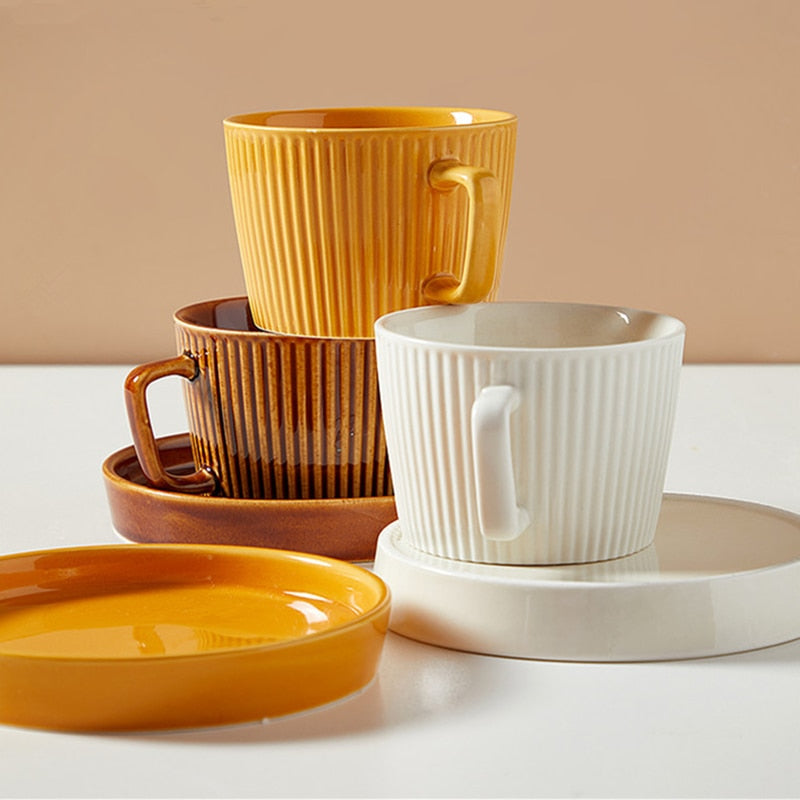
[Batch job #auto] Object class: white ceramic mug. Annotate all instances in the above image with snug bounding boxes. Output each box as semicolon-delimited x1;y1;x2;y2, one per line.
374;302;685;565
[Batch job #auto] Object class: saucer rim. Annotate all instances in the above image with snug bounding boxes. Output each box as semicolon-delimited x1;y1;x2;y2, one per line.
374;493;800;661
102;432;396;510
0;543;390;731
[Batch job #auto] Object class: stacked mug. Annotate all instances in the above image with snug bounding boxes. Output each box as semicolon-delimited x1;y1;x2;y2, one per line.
124;107;519;560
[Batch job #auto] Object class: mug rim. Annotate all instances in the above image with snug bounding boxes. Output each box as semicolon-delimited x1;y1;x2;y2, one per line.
374;301;686;354
223;106;517;133
174;297;374;343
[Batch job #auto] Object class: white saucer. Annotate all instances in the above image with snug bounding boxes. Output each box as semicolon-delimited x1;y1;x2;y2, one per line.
373;494;800;661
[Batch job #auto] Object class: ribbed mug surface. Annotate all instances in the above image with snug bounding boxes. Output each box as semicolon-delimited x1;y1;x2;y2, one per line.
224;107;517;338
172;299;391;500
375;302;685;565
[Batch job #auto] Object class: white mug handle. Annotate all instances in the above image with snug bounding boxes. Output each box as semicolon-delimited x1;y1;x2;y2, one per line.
470;385;530;541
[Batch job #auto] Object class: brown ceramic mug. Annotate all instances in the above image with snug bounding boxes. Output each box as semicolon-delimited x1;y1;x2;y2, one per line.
124;297;392;500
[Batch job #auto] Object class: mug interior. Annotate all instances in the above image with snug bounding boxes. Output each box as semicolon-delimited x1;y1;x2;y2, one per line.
376;302;685;350
175;298;256;333
174;298;376;342
225;107;515;130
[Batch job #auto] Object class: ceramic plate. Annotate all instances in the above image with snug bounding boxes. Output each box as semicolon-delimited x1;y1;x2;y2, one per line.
374;494;800;661
103;434;397;561
0;544;390;731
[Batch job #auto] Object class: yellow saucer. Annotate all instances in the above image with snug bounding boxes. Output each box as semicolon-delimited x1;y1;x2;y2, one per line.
0;544;390;731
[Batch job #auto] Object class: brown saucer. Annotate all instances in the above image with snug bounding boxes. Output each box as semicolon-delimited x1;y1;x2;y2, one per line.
102;434;397;561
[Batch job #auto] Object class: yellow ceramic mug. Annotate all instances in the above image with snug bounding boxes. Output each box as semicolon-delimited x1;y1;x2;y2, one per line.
224;107;517;338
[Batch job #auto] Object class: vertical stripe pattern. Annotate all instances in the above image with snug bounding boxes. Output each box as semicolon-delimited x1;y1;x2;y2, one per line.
176;299;391;500
224;119;517;337
376;307;684;565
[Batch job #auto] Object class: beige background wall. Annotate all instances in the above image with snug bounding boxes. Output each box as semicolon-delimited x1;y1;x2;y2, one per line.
1;0;798;364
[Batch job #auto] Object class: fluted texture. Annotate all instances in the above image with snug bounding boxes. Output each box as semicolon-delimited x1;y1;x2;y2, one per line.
224;121;517;337
176;310;391;501
376;332;684;565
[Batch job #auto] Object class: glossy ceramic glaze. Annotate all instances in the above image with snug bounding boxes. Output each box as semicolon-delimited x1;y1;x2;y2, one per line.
103;434;396;561
0;544;390;731
375;302;685;564
374;494;800;661
125;298;392;500
223;107;517;337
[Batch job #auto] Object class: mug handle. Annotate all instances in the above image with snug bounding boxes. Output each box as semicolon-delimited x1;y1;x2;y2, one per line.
470;385;530;541
423;158;500;304
124;354;217;494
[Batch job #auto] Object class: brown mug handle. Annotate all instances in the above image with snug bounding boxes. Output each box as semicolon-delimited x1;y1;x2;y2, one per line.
124;354;217;494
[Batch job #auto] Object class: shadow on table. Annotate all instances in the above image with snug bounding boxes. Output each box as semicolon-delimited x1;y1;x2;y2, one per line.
129;632;506;744
695;636;800;665
120;632;800;744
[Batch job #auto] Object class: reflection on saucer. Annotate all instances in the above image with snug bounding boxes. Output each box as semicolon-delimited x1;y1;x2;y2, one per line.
0;544;390;731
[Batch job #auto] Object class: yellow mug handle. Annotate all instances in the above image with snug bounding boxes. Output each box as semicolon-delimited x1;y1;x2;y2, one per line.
422;158;501;304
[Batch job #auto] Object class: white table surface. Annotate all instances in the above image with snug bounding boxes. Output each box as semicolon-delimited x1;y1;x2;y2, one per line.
1;364;799;799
